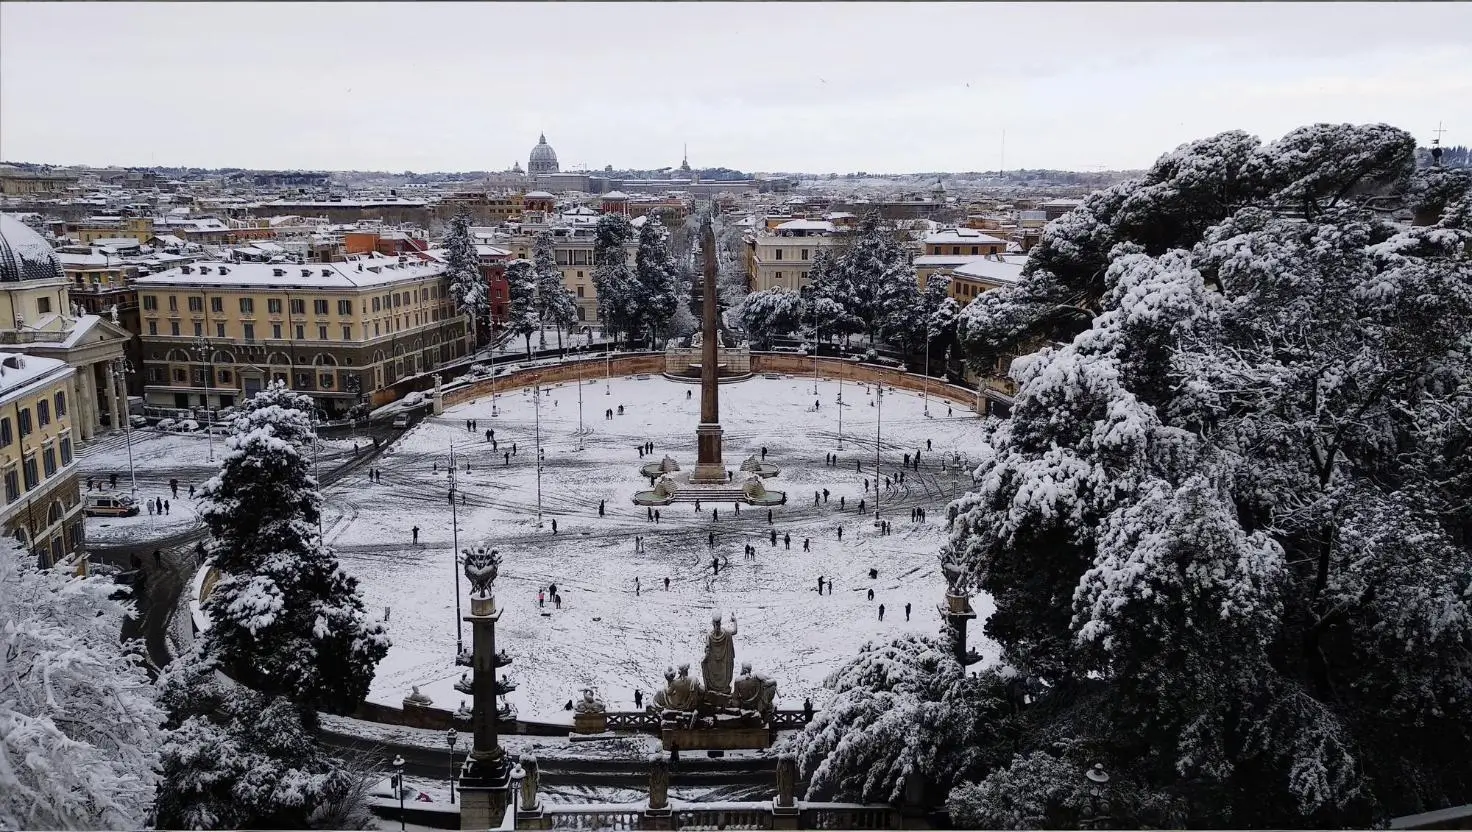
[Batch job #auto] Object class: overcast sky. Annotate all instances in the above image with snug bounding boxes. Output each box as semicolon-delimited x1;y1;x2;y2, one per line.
1;2;1467;174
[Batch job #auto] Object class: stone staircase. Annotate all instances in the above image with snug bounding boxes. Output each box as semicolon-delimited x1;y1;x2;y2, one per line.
665;487;748;503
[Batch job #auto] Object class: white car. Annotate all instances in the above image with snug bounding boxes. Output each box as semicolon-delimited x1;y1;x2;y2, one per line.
176;419;200;432
155;418;177;431
392;413;410;429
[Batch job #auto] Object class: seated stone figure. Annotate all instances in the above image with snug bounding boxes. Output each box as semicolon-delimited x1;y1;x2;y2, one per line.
659;455;680;473
740;455;762;473
651;666;678;711
654;663;705;712
654;475;679;499
731;663;778;719
573;688;606;714
742;474;767;501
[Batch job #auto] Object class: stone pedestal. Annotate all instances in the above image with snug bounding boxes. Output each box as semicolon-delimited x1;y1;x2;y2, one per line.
458;775;511;831
661;725;772;751
572;711;608;734
691;424;726;483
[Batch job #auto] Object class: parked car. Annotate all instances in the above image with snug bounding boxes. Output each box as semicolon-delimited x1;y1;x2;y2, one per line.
176;419;201;432
155;418;177;431
85;493;140;517
128;415;148;428
392;413;410;429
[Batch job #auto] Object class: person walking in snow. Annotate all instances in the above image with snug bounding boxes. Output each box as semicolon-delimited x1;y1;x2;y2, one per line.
599;499;606;517
879;604;885;621
664;576;670;590
551;519;558;534
769;529;777;546
837;525;844;541
867;588;875;601
412;526;419;544
803;538;810;552
539;590;545;608
164;500;170;515
783;533;790;550
905;602;912;621
188;483;195;498
170;478;179;498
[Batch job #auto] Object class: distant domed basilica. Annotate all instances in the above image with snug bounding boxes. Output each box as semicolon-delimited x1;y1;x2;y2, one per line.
528;133;559;176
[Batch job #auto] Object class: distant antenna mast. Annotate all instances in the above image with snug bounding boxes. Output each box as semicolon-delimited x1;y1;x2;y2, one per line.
999;128;1007;175
1431;121;1447;166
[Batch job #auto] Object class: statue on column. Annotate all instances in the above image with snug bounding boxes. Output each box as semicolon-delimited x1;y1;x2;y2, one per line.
463;547;501;597
648;752;670;811
517;754;541;813
701;612;738;694
775;753;797;809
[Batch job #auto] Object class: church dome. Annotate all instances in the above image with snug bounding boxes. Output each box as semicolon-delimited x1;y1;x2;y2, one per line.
0;214;64;283
528;133;560;175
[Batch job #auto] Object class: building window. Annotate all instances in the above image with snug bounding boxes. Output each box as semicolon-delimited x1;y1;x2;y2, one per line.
319;373;334;389
775;271;783;283
952;246;961;255
43;447;56;477
37;400;50;427
774;249;783;261
576;271;584;278
243;323;255;341
268;298;283;314
342;325;351;340
219;370;232;384
801;249;809;259
272;323;282;339
338;299;352;315
38;297;52;314
240;298;255;314
374;322;380;336
148;367;163;383
314;299;328;315
170;321;180;336
143;295;157;311
193;322;203;337
372;297;381;312
18;409;30;437
295;325;305;340
60;437;72;465
148;321;158;335
576;286;584;297
173;368;186;383
168;295;178;312
216;322;226;338
188;296;203;312
211;296;224;313
3;470;17;503
0;418;10;447
290;299;305;315
22;457;37;490
318;325;328;340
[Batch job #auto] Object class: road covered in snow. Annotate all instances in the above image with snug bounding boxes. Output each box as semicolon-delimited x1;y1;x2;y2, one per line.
332;373;996;721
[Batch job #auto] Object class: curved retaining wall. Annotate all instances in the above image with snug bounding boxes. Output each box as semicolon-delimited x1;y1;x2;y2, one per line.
443;352;981;412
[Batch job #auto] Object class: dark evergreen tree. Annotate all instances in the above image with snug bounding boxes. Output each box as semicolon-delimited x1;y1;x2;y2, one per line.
634;217;682;349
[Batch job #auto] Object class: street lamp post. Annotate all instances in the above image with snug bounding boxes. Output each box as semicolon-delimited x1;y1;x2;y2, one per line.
922;322;931;417
1080;763;1112;829
837;373;844;450
449;445;463;655
489;329;499;418
191;337;215;462
576;356;584;451
446;728;459;805
113;357;138;497
391;754;406;831
605;336;611;395
874;385;883;526
533;384;544;527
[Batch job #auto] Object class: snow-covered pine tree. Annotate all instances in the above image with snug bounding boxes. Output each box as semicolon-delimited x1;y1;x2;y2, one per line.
939;124;1472;826
0;541;166;830
591;213;639;344
737;287;803;348
196;382;388;717
154;655;376;830
504;258;540;359
634;216;682;349
804;249;860;345
531;233;578;353
443;210;488;344
783;634;1023;805
837;211;916;347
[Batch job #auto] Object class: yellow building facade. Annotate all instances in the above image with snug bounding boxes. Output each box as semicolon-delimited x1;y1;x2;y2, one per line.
134;256;472;415
0;352;84;568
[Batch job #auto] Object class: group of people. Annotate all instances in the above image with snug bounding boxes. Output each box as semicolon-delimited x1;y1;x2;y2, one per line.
537;582;563;610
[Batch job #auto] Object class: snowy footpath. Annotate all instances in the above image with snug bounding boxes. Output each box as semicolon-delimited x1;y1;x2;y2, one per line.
327;375;998;721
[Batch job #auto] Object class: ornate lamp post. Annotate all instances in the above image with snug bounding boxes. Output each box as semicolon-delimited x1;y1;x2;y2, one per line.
873;384;884;526
605;337;612;395
391;754;406;831
1080;763;1113;830
922;318;931;417
456;547;514;830
446;728;459;804
191;336;216;462
576;354;585;452
533;384;544;527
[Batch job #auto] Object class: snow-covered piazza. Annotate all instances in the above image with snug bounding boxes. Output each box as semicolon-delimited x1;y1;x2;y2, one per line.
329;374;993;718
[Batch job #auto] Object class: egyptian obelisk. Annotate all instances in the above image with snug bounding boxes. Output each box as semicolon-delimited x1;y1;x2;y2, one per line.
691;213;726;483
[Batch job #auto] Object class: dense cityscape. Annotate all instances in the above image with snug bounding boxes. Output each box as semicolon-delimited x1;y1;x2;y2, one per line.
3;3;1471;831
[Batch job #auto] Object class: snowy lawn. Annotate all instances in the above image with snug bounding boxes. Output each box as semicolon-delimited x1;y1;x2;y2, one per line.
330;375;997;721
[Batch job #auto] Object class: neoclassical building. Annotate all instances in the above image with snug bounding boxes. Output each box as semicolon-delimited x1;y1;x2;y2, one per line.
0;214;133;442
529;133;560;176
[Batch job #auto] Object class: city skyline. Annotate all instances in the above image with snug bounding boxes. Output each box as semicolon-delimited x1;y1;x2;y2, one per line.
1;2;1467;174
